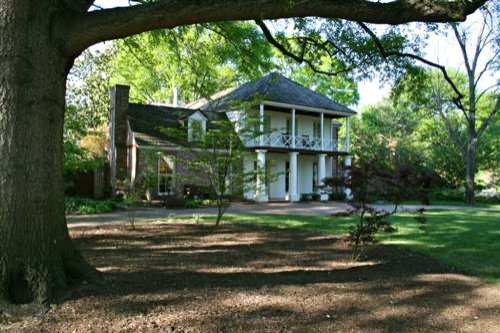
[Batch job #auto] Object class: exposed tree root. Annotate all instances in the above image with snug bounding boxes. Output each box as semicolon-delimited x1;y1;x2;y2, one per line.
0;229;100;305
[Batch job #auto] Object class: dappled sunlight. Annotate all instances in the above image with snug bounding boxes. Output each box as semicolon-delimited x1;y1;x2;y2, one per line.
8;220;497;332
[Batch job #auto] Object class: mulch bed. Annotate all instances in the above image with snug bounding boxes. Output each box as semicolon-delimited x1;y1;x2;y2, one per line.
2;222;500;332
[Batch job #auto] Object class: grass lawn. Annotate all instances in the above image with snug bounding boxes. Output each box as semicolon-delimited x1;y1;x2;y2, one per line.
219;209;500;283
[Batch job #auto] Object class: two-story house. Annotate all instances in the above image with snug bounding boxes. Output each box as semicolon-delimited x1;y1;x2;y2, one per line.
108;73;355;202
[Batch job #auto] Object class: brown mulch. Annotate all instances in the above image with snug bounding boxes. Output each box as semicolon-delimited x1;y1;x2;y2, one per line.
2;222;500;333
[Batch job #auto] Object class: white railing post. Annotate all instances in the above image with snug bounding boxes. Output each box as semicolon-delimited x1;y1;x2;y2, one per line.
291;108;296;149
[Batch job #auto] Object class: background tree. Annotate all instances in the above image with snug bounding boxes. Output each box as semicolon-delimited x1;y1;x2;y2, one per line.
0;0;487;304
359;4;499;204
110;22;273;104
65;49;114;173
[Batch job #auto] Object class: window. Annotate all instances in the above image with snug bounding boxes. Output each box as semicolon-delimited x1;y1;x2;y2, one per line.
332;127;338;140
313;162;318;191
313;121;321;139
158;156;175;195
264;115;271;134
188;119;204;142
286;118;298;135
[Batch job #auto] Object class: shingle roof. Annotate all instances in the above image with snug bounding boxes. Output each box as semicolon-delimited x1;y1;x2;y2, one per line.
201;72;356;114
127;103;227;147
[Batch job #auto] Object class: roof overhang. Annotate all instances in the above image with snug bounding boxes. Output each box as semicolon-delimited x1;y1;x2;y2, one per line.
262;101;356;117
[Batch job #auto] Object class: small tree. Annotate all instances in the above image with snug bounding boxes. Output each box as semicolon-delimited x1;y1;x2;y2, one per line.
325;155;437;260
163;114;261;226
113;179;141;230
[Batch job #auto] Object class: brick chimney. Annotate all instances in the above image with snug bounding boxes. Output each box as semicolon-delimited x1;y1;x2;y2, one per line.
109;85;130;185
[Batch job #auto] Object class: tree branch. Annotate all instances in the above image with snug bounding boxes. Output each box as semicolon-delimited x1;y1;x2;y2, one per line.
477;94;499;138
255;20;354;77
63;0;487;55
357;21;469;119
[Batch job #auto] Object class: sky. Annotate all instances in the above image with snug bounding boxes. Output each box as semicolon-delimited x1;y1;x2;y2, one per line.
92;1;496;110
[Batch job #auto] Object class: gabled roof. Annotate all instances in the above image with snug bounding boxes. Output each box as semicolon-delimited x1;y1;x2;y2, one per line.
200;72;356;115
127;103;226;147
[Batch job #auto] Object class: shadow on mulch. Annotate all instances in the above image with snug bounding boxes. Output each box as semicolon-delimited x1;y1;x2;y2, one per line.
4;222;499;333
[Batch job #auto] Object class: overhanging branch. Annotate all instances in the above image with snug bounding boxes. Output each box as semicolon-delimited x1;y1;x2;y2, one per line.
255;20;353;77
62;0;487;55
357;21;469;121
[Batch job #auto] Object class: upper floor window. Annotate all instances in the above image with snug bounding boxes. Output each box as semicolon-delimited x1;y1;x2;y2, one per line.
286;118;298;136
188;112;207;142
313;121;321;139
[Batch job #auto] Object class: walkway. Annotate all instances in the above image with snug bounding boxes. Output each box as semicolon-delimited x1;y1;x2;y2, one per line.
66;201;495;228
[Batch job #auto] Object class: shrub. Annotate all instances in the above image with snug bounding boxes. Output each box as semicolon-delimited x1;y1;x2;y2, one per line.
329;191;346;201
477;189;500;203
183;198;202;209
163;195;185;208
301;193;314;202
65;197;116;214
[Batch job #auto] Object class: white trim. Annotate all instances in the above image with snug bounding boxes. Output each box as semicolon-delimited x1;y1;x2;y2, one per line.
263;100;356;117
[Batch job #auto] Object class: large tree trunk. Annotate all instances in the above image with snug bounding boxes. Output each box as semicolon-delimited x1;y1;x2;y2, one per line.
0;1;98;304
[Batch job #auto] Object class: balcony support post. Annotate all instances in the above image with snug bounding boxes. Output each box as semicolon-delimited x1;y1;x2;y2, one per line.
259;103;265;147
255;149;268;202
289;152;300;202
346;116;350;153
291;108;296;149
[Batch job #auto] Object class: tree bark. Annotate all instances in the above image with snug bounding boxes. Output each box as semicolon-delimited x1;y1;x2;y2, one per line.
465;139;477;205
0;0;98;304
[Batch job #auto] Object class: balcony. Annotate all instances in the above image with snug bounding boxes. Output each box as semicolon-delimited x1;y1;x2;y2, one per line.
246;133;348;153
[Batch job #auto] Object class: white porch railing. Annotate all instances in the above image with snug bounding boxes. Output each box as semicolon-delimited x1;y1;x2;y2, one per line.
246;133;348;153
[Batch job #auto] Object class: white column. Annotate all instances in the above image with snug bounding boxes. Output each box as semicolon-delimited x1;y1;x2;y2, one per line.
318;153;328;201
344;155;353;200
289;152;299;202
320;112;324;150
255;149;268;202
345;116;350;153
291;108;296;149
259;104;265;146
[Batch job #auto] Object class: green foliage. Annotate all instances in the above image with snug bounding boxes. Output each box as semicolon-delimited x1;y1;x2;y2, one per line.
111;23;273;103
65;49;114;173
390;69;499;188
65;197;118;214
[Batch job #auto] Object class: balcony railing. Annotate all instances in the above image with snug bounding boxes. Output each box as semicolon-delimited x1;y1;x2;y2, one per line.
246;133;347;152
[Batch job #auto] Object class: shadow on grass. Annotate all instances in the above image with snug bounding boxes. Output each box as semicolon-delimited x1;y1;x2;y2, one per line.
220;210;500;283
